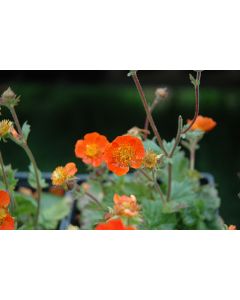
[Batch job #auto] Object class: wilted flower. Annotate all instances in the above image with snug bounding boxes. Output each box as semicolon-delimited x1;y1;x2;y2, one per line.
75;132;110;167
51;162;78;186
187;115;217;132
155;87;169;99
0;119;13;138
143;150;158;169
127;126;150;139
113;193;140;217
104;135;145;176
95;218;136;230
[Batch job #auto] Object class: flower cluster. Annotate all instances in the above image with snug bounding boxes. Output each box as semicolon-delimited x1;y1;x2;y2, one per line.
75;132;145;176
0;190;14;230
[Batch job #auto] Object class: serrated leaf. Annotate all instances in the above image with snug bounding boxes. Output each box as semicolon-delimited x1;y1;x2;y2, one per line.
0;164;18;192
39;193;71;229
143;139;162;154
28;163;49;189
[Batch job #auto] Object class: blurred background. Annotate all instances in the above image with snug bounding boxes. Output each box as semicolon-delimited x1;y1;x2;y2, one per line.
0;71;239;226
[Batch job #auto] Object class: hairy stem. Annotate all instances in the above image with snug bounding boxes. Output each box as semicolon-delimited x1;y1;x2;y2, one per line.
131;72;168;156
9;106;42;228
182;71;202;134
0;151;9;190
0;151;15;210
190;147;195;170
22;144;42;227
139;169;166;204
166;116;183;202
166;163;172;202
143;99;159;140
85;192;106;210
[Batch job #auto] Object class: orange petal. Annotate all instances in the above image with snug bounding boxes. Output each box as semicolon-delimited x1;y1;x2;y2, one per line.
0;190;10;208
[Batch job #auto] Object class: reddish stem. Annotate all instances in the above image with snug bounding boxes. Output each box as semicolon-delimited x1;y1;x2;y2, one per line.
182;71;202;134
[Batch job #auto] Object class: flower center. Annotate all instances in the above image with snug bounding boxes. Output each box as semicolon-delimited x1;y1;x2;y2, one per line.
86;144;99;157
0;120;13;137
0;208;7;221
114;145;134;166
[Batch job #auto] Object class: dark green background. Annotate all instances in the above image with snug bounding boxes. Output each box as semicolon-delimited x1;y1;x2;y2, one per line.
0;71;239;226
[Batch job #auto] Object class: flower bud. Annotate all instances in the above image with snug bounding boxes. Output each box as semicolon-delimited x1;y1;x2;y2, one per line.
1;87;19;107
155;87;169;99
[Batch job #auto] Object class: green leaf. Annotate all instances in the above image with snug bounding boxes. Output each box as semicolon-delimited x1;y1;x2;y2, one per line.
189;73;196;86
13;192;37;229
143;139;162;154
22;121;31;141
39;193;71;229
28;163;48;189
0;164;18;192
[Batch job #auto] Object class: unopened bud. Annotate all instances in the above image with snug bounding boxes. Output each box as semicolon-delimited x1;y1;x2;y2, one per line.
155;87;169;99
1;87;19;107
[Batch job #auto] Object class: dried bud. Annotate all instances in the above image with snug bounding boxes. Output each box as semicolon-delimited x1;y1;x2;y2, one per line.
127;126;150;139
1;87;19;107
155;87;169;99
143;151;158;169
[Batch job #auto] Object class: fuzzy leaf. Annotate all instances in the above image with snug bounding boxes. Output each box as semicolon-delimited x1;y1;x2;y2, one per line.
22;121;31;141
28;164;48;189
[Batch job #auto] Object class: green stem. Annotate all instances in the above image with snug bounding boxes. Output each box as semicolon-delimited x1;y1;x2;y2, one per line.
139;169;166;204
85;191;106;210
166;163;172;202
166;116;183;202
190;147;195;170
22;143;42;227
9;105;42;228
0;151;9;190
0;151;16;211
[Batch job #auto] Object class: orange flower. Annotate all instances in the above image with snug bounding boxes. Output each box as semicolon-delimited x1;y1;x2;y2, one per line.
228;225;236;230
51;162;78;186
104;135;145;176
75;132;110;167
0;213;15;230
95;218;135;230
113;193;140;217
0;190;10;208
187;115;217;132
0;190;14;230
